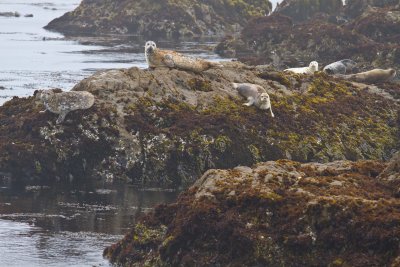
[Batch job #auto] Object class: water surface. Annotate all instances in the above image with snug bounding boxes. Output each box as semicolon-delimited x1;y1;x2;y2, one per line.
0;184;178;266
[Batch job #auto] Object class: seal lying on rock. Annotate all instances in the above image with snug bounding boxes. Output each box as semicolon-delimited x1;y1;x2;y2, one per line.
233;83;274;117
145;41;222;73
284;61;318;74
35;89;95;124
339;68;396;84
323;59;357;75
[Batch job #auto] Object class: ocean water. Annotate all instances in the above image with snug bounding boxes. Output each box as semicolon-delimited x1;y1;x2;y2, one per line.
0;184;178;267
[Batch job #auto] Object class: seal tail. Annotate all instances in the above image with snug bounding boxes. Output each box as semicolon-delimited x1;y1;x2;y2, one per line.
232;82;239;89
208;61;224;69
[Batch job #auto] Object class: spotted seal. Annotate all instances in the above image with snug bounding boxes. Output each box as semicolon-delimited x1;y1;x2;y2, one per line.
232;83;274;117
339;68;396;84
36;89;95;124
145;41;223;73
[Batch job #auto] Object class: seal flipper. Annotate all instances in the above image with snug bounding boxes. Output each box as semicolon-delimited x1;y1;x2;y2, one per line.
243;97;255;107
56;111;68;124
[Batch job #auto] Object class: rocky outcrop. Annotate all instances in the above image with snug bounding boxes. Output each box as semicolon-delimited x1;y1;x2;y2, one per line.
216;0;400;70
0;63;399;188
45;0;272;38
104;157;400;266
344;0;400;18
345;6;400;44
379;152;400;196
275;0;343;22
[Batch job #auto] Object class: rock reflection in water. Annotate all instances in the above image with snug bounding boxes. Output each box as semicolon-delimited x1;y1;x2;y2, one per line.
0;184;178;266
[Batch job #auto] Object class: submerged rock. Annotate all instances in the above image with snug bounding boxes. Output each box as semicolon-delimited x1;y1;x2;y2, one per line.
0;63;398;188
45;0;272;38
104;158;400;266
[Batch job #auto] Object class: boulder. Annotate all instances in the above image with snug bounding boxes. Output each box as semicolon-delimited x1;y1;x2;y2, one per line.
44;0;272;38
0;63;398;188
104;158;400;266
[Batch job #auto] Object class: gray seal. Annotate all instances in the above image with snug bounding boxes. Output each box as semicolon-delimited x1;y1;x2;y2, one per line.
323;59;357;75
232;83;274;117
36;89;95;124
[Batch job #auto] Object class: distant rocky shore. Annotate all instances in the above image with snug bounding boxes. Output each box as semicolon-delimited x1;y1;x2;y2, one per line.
45;0;272;38
216;0;400;70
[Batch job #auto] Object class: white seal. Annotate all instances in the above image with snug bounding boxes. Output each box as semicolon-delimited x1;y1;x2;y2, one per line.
284;61;319;74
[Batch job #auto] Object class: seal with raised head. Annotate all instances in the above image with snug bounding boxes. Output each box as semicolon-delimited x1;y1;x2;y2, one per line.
145;41;222;73
232;82;274;118
323;59;357;75
284;61;318;74
36;89;95;124
340;68;396;84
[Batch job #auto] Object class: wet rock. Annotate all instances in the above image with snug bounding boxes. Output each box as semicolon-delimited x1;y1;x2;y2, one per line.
44;0;272;38
0;63;399;188
24;14;34;18
104;158;399;266
0;12;20;17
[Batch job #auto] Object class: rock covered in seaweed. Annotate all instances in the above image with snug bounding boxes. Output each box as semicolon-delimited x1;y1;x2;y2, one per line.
104;158;400;266
216;0;400;70
275;0;343;22
44;0;272;38
0;63;399;188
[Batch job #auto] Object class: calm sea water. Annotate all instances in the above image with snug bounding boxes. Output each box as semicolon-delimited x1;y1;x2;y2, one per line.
0;184;178;267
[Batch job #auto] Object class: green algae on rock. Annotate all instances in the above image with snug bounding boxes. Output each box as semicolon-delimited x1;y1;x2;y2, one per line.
104;157;400;266
0;63;399;188
45;0;272;38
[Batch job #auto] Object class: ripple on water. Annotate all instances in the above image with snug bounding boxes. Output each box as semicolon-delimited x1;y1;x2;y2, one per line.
0;219;121;267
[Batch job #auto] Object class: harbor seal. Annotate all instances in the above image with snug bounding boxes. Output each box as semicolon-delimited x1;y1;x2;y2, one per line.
35;89;95;124
232;83;274;118
339;68;396;84
284;61;318;74
145;41;223;73
323;59;357;75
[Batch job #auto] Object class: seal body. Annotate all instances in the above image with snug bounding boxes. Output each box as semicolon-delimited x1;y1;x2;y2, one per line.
145;41;222;73
340;68;396;84
36;90;95;124
323;59;357;75
284;61;318;74
232;83;274;117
